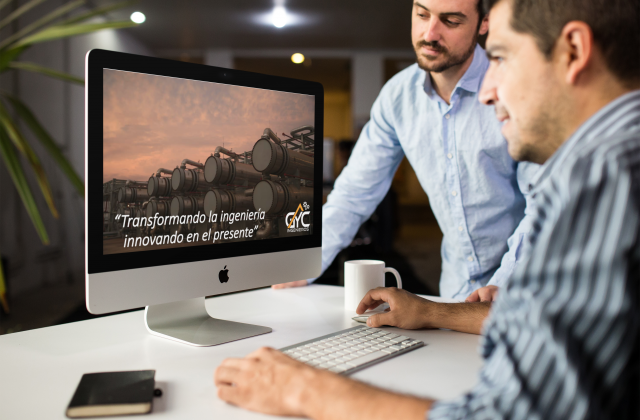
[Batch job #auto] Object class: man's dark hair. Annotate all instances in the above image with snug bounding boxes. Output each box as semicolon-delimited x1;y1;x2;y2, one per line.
482;0;640;85
476;0;486;27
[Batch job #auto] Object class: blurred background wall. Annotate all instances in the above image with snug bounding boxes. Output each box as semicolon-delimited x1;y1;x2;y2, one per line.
0;0;443;334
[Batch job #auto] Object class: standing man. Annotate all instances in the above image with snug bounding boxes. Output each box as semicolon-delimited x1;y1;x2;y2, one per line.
274;0;538;300
215;0;640;418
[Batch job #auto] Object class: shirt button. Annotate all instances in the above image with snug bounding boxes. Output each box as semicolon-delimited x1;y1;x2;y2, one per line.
458;226;463;231
470;280;476;284
445;114;451;120
447;153;453;159
467;256;474;262
451;191;457;196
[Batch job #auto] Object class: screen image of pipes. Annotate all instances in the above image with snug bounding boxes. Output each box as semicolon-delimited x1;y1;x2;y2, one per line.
102;69;315;255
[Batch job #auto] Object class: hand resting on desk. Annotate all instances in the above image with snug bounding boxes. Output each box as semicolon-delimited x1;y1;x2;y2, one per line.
214;346;433;420
272;280;308;289
356;287;491;335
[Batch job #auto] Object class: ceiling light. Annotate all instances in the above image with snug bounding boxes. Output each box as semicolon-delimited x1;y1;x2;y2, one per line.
272;6;287;28
130;11;146;24
291;53;305;64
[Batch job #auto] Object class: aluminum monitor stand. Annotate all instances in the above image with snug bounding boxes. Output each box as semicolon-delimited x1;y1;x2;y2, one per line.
144;297;271;346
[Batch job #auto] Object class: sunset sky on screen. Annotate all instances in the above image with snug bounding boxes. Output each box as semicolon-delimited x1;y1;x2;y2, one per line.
102;69;314;182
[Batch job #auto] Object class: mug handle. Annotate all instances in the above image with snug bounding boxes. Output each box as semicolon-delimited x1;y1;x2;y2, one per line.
384;267;402;289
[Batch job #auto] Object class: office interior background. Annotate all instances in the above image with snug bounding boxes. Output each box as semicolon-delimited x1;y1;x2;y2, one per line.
0;0;444;335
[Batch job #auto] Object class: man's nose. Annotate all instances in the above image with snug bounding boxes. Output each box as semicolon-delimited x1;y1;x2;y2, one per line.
424;18;442;43
479;65;498;105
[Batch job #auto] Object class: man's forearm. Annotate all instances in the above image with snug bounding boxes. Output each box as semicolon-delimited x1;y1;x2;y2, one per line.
424;301;492;335
300;369;433;420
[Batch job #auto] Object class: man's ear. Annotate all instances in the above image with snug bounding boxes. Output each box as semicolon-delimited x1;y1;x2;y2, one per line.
479;14;489;36
556;21;593;85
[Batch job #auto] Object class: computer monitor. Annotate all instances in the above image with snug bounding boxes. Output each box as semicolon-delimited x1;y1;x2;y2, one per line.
85;49;323;346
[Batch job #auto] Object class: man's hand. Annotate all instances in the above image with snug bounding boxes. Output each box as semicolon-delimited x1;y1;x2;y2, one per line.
272;280;308;289
357;287;492;335
465;285;499;302
356;287;438;330
215;346;322;417
214;346;433;420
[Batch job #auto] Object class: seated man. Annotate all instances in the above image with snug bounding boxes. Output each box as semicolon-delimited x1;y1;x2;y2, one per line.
214;0;640;418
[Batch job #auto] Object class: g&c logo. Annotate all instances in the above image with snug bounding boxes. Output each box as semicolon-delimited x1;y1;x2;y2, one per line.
285;202;310;233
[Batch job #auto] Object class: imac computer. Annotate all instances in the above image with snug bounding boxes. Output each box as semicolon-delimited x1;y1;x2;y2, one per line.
85;49;323;346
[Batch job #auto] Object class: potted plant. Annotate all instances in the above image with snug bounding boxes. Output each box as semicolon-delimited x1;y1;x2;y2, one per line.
0;0;138;314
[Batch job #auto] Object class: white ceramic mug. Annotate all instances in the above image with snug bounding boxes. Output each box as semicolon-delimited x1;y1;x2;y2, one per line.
344;260;402;311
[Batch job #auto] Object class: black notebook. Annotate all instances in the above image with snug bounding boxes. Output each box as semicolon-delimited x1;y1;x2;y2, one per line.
66;370;155;418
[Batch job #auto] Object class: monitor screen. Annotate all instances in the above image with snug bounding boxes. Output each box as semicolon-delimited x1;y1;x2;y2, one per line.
102;69;315;256
87;50;323;277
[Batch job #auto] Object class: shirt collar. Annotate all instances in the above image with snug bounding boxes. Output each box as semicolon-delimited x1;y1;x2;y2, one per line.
530;89;640;189
419;44;488;99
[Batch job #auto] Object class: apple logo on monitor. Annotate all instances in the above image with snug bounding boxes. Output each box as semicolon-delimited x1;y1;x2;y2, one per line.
219;265;229;283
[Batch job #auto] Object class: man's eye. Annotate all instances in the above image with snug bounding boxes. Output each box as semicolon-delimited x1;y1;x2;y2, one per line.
446;20;460;26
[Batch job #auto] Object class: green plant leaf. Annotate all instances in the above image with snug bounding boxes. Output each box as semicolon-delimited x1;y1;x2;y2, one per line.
4;93;84;196
0;127;49;244
0;0;14;13
0;0;86;50
0;99;58;218
60;0;136;26
0;46;27;73
9;62;84;84
0;0;48;32
12;21;137;48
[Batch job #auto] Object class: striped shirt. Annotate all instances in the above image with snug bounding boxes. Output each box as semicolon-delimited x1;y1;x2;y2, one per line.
429;90;640;420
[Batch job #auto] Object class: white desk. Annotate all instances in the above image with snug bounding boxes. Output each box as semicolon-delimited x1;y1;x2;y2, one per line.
0;285;482;419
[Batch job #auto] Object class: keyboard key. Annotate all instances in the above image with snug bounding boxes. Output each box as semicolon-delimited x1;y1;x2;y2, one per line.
345;351;388;367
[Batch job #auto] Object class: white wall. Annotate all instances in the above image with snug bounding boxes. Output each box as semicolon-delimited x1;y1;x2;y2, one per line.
0;2;152;297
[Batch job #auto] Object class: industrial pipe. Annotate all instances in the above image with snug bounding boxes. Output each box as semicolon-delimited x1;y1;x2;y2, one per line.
203;189;253;216
256;218;277;240
204;155;262;186
251;138;314;179
290;126;314;137
171;167;215;192
214;146;239;159
180;158;204;169
252;180;313;216
117;187;150;203
170;195;205;216
155;168;173;177
146;199;171;219
261;127;282;144
125;180;148;189
147;175;173;197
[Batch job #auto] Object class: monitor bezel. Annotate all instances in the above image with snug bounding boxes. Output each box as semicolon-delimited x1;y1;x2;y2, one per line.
87;49;323;275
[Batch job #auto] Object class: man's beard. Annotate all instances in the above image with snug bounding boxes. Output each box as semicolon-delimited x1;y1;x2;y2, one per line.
506;106;565;165
414;34;477;73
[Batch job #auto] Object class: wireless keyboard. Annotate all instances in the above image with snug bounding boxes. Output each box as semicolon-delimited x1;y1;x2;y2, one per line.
280;325;425;375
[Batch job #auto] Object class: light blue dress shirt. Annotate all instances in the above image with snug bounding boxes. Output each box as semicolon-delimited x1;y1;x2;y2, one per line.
317;45;539;299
